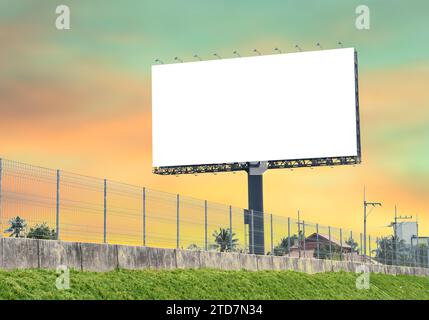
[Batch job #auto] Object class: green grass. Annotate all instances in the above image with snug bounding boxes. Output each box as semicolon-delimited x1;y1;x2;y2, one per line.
0;268;427;300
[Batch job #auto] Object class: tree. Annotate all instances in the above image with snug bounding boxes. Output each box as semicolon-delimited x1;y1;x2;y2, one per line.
375;236;409;265
345;237;359;252
212;227;238;252
27;223;57;240
315;243;342;260
273;235;298;256
5;216;27;238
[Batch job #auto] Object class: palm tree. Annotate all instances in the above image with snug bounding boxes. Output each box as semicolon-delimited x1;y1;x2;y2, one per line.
5;216;27;238
273;235;298;256
212;227;238;252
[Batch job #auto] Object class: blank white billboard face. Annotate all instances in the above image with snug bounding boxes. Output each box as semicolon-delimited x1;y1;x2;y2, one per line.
152;48;358;167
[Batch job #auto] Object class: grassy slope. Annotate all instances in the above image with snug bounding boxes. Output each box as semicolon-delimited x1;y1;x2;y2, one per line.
0;268;428;300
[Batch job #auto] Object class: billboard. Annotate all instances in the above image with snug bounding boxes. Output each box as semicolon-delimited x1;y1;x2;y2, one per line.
152;48;360;174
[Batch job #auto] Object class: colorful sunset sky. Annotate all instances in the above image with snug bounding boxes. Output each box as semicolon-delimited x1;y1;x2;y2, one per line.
1;0;428;238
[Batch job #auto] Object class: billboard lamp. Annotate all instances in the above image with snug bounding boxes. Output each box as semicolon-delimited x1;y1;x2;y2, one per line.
274;47;282;54
316;42;324;50
213;53;222;59
174;57;183;63
233;50;241;57
295;44;302;52
155;58;164;64
193;54;202;61
253;48;262;55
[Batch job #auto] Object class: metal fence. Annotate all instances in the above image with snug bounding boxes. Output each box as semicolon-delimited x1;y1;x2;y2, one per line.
0;158;428;268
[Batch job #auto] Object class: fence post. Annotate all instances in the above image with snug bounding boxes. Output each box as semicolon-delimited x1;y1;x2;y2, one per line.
0;158;3;237
229;205;232;251
303;220;306;258
350;231;353;262
368;235;371;263
103;179;107;244
56;169;60;240
376;237;379;262
143;187;146;246
384;238;387;265
287;217;291;257
427;243;429;268
340;228;343;261
316;224;320;259
0;158;2;236
328;226;332;260
360;233;363;256
270;214;273;256
204;200;208;251
251;209;254;254
176;194;180;249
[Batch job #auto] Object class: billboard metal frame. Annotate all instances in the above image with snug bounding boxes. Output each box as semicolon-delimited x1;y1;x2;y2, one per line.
153;50;361;175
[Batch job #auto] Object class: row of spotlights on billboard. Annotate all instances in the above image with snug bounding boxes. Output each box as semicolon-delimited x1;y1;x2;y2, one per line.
155;42;345;64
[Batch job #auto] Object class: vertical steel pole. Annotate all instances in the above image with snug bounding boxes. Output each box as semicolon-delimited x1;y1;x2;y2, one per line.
176;194;180;249
270;214;273;256
251;209;255;254
384;238;387;265
368;234;371;261
316;224;320;259
427;246;429;269
340;228;343;261
56;169;60;240
297;211;301;258
0;158;3;236
376;237;379;262
143;187;146;246
287;217;291;257
328;226;332;260
360;233;363;256
303;220;306;258
350;231;353;262
204;200;208;251
229;205;233;251
103;179;107;244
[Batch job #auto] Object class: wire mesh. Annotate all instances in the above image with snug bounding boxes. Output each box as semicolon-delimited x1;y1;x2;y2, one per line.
0;158;427;268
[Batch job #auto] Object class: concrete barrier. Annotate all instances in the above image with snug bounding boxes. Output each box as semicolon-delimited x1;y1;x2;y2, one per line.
147;247;176;269
220;252;241;270
2;237;39;270
81;242;118;272
39;240;82;270
240;254;258;271
0;238;428;276
272;256;286;271
117;245;150;270
256;255;273;271
176;249;200;269
199;251;222;269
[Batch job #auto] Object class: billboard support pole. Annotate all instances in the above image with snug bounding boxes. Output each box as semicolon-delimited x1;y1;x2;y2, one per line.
247;161;268;255
204;200;208;251
56;170;60;240
0;158;3;237
176;194;180;249
103;179;107;244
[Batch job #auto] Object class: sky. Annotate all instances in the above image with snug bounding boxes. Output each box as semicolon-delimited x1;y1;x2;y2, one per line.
0;0;428;240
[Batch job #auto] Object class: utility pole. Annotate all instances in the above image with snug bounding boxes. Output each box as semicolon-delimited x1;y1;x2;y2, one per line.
363;187;381;262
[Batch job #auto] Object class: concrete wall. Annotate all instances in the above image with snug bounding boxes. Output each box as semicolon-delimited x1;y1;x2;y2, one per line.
0;238;428;276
